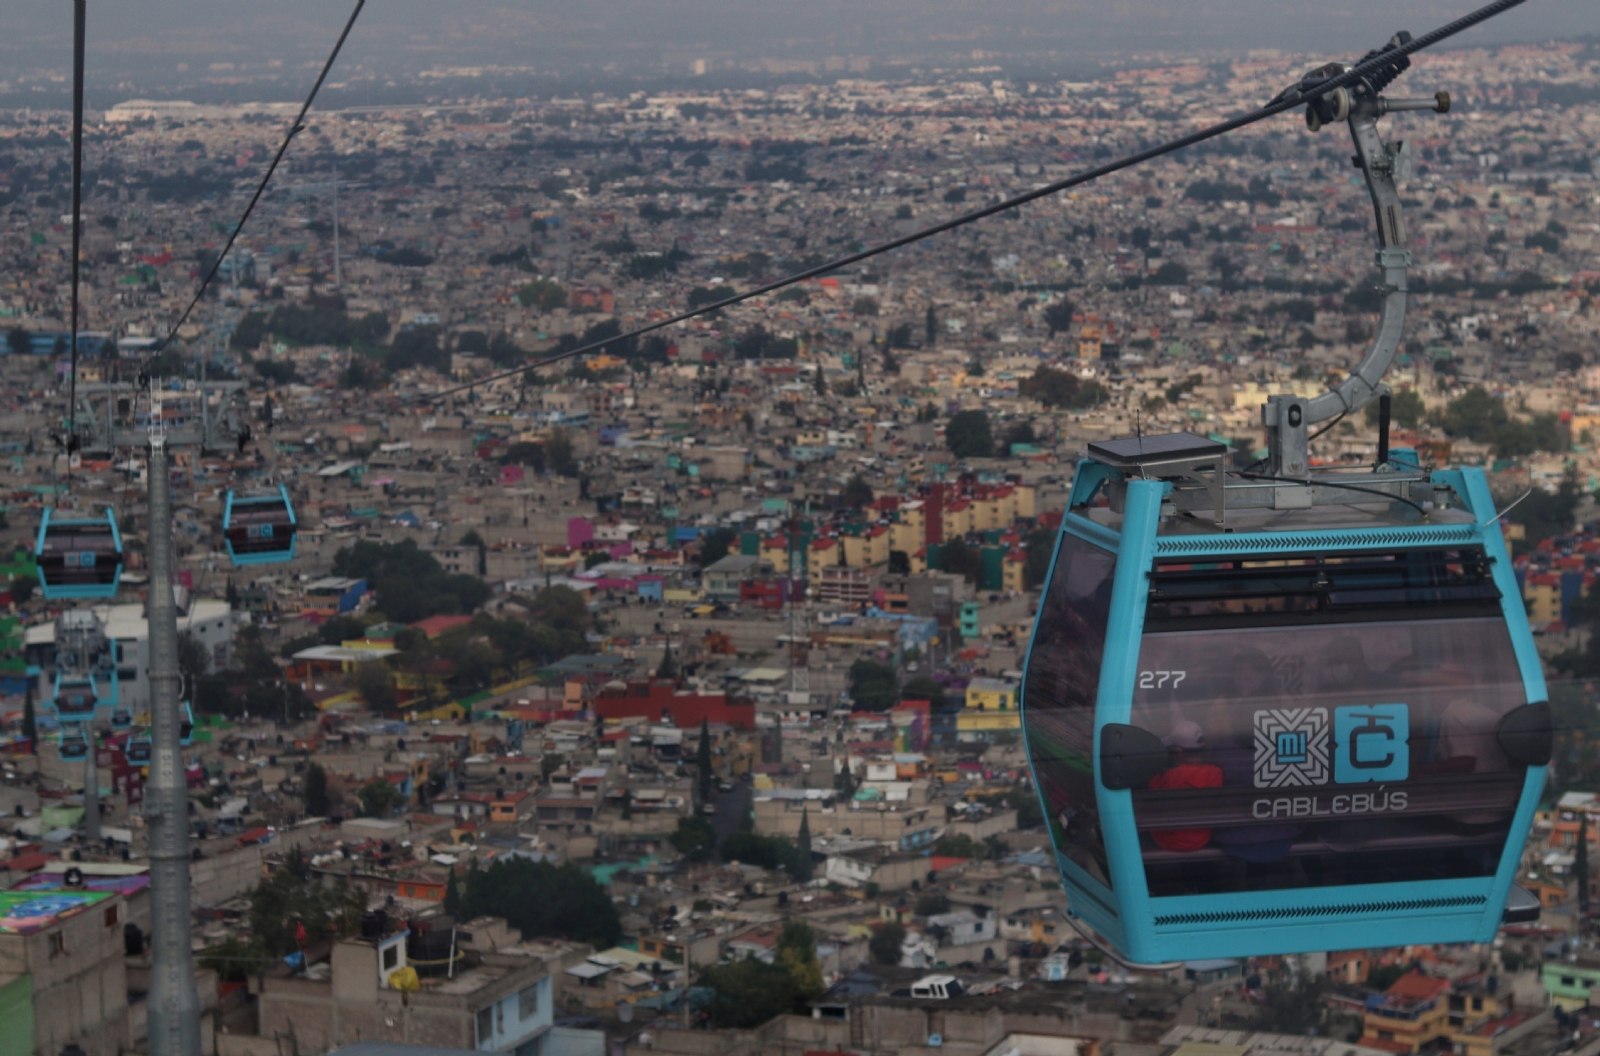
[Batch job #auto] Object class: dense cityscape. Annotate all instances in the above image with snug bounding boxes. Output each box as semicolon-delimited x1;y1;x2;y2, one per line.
0;26;1597;1056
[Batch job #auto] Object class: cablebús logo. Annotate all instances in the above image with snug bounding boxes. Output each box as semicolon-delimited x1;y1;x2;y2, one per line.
1332;704;1409;783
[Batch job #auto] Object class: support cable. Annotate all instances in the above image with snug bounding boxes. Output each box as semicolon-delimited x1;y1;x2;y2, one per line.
66;0;85;451
432;0;1524;401
159;0;366;353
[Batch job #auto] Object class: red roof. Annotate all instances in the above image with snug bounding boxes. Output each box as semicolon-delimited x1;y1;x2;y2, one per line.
3;851;50;874
411;614;474;638
1386;972;1451;1000
928;856;968;872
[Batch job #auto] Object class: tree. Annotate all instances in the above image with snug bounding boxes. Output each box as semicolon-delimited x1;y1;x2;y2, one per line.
776;920;824;999
353;662;397;711
1511;469;1581;549
21;683;35;755
358;777;404;817
795;811;814;882
657;641;678;679
842;475;874;509
696;718;714;803
1254;971;1328;1035
869;922;906;965
939;538;983;584
925;305;938;345
1019;365;1077;407
515;279;567;312
331;539;492;623
304;762;331;817
698;528;737;567
1364;389;1426;430
249;855;367;957
945;410;993;459
1043;299;1075;335
700;957;798;1028
1367;963;1407;992
900;675;947;711
670;816;718;862
848;659;898;712
1580;818;1591;912
720;831;809;880
444;866;462;916
9;573;35;605
915;892;952;917
1152;261;1189;285
6;329;31;357
177;631;210;686
934;833;982;859
459;856;621;947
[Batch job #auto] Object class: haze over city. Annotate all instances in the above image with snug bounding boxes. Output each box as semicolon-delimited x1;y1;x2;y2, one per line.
0;2;1599;1056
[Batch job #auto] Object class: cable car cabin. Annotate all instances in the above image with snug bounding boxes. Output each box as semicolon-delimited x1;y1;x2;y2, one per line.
125;734;152;764
109;704;132;730
35;508;123;599
180;702;194;747
49;672;113;722
1021;436;1551;965
58;724;89;761
223;486;298;566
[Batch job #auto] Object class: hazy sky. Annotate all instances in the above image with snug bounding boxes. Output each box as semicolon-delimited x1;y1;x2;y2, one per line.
1;0;1595;102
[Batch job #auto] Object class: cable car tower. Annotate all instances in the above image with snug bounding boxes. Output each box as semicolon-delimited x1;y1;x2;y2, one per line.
1018;46;1551;965
58;374;262;1056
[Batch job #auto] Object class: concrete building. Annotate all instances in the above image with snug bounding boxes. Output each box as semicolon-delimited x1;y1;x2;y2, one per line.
24;599;235;715
254;918;573;1056
0;889;133;1056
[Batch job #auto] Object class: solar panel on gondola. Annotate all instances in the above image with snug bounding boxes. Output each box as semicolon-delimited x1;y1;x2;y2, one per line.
223;485;297;566
35;508;123;599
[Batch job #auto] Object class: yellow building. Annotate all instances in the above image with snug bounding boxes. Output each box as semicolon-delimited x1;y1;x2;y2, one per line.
943;500;973;536
1361;973;1451;1053
809;538;841;586
1077;323;1102;361
955;709;1021;737
1002;550;1025;593
760;537;791;574
1523;573;1561;624
890;520;921;555
965;677;1017;712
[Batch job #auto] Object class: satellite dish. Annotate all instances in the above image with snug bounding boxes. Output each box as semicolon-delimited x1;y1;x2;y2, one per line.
619;1002;634;1024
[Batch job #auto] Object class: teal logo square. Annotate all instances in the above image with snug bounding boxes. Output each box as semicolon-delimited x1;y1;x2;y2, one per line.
1333;704;1408;783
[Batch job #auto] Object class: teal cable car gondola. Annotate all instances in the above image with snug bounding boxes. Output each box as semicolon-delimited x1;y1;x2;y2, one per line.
1019;53;1549;965
223;485;298;566
35;507;123;599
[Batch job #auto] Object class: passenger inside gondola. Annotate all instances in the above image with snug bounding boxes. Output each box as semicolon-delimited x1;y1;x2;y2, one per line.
1132;616;1527;896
